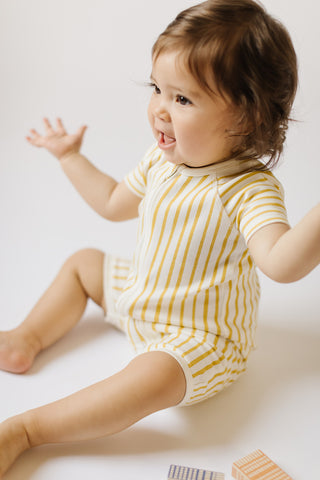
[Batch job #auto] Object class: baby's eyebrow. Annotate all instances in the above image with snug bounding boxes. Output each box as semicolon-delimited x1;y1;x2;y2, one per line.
149;74;201;99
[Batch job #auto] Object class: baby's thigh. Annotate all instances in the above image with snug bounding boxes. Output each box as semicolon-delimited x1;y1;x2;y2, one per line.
130;323;247;406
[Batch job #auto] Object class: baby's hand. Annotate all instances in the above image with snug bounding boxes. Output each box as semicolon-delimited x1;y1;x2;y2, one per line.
26;118;87;161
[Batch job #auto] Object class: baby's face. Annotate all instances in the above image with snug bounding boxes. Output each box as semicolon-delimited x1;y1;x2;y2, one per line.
148;51;240;168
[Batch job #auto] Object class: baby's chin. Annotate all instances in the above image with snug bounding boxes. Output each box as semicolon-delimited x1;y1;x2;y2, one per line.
160;149;186;166
163;155;185;166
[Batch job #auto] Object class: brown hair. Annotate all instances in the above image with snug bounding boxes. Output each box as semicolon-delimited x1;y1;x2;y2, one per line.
152;0;298;170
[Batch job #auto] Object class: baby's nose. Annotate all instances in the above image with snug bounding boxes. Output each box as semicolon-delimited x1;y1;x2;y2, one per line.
154;103;171;123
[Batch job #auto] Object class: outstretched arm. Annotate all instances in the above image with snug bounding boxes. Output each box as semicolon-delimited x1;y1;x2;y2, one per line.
247;203;320;283
26;118;141;221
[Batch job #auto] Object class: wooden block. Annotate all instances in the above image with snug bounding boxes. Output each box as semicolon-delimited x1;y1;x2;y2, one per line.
168;464;225;480
232;449;293;480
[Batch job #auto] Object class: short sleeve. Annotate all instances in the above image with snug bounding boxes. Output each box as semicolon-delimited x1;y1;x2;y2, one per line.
236;172;289;243
124;144;160;198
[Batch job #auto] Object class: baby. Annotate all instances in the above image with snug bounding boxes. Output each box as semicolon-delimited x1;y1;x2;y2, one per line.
0;0;319;476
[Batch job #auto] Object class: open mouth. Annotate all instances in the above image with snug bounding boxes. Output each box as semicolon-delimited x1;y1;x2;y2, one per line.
158;131;176;149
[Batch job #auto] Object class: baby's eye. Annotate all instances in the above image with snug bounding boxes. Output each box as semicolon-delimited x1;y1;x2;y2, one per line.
176;95;192;106
148;82;161;94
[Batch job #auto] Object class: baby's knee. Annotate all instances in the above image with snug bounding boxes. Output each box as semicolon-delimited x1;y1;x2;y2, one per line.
127;351;186;410
63;248;92;270
61;249;105;307
62;248;104;276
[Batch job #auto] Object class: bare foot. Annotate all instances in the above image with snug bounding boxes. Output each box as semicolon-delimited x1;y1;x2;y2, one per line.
0;329;40;373
0;417;30;478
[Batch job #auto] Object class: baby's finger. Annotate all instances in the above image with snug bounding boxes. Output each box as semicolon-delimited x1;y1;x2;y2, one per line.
29;128;41;138
43;117;54;133
26;136;37;144
76;125;87;139
26;133;43;146
56;117;66;134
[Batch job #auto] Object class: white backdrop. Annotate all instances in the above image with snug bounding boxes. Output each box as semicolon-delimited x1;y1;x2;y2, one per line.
0;1;319;479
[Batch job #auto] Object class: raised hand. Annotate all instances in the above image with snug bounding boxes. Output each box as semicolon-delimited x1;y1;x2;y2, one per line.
26;118;87;161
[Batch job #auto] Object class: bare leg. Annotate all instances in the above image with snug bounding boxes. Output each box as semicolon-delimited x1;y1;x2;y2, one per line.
0;351;186;478
0;248;106;373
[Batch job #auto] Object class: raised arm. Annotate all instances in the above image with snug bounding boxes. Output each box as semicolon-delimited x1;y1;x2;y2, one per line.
26;118;141;221
247;203;320;283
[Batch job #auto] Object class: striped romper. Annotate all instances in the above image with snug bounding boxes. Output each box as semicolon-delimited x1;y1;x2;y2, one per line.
103;145;289;406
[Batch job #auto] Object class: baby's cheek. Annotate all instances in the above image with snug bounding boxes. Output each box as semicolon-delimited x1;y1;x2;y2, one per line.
147;102;155;126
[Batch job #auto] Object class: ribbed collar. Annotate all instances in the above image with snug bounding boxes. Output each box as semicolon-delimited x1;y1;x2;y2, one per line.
167;157;263;178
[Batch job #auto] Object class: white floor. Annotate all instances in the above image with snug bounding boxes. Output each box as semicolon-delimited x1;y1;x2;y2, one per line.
1;261;319;479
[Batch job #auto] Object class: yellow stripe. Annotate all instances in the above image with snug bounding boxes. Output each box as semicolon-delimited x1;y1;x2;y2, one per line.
122;175;180;298
128;176;190;318
233;250;247;346
188;343;221;371
126;317;135;345
179;192;217;326
186;332;221;368
202;290;210;337
212;285;220;336
207;365;246;390
240;265;248;350
209;220;236;288
220;172;263;199
192;358;243;392
137;163;147;186
232;266;241;343
195;207;224;325
181;224;236;354
192;353;245;389
220;231;241;284
132;169;145;190
238;199;285;225
149;179;209;330
167;186;212;327
182;332;209;359
143;178;201;325
183;207;225;357
246;256;257;350
161;198;213;341
234;190;283;226
156;326;185;351
170;328;197;350
241;207;287;233
148;177;207;331
208;355;243;387
222;281;233;339
192;357;224;378
161;190;216;349
125;177;144;197
132;318;145;344
246;217;288;239
189;344;237;377
189;366;246;402
144;175;182;256
112;275;127;281
166;194;219;350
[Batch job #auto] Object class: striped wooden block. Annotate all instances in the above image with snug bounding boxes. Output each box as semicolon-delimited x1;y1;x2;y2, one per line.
232;450;293;480
168;464;225;480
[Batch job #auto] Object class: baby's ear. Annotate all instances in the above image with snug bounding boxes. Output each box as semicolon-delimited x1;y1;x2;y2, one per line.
229;110;251;137
235;106;262;136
